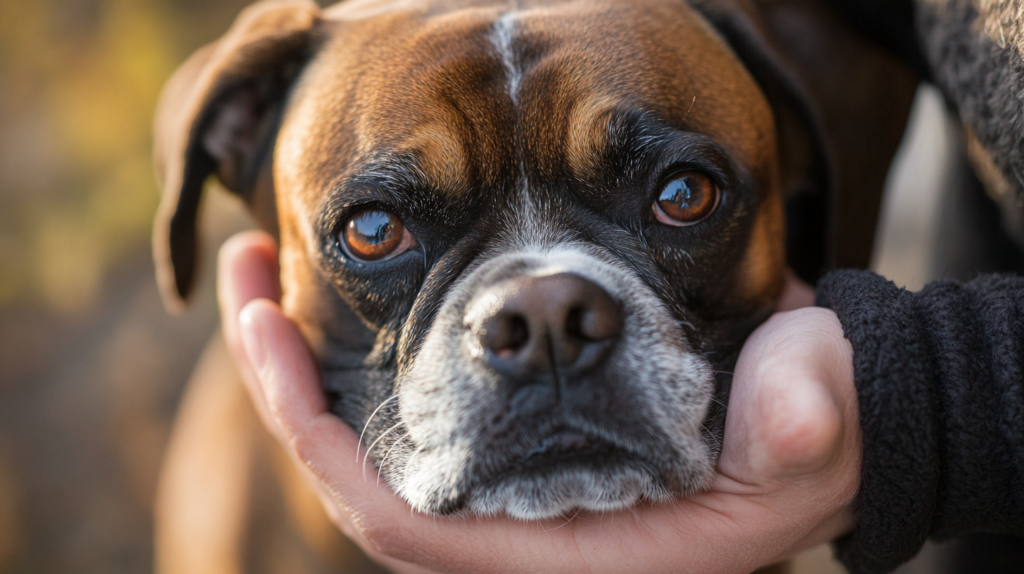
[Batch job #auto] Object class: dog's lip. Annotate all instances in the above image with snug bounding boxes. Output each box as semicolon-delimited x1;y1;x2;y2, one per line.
471;427;666;493
502;427;638;473
523;429;607;458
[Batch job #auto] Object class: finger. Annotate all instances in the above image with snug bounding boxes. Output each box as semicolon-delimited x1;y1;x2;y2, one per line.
238;301;484;569
748;369;842;479
218;231;280;424
237;300;382;523
710;307;860;561
238;300;580;572
217;230;281;315
719;309;845;484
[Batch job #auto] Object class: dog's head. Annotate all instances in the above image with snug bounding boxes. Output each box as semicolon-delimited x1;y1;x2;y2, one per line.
154;0;904;519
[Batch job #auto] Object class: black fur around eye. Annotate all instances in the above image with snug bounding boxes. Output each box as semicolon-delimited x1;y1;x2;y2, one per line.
652;171;720;226
340;209;415;262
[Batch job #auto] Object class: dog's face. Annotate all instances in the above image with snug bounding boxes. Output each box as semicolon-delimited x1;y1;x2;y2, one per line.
279;0;784;519
155;0;812;520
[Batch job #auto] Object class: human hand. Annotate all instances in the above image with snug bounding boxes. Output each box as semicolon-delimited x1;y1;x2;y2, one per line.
218;230;861;574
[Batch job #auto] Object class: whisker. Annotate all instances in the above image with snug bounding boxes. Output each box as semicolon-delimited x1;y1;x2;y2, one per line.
362;421;404;481
404;443;427;479
377;433;411;486
405;441;426;466
356;394;398;465
541;507;582;532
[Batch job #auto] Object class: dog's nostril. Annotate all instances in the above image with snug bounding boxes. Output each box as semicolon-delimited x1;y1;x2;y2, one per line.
468;273;622;376
479;312;530;357
508;315;529;349
566;308;583;339
569;300;622;343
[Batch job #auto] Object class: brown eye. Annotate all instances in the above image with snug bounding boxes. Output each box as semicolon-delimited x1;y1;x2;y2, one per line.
341;209;415;262
653;171;720;226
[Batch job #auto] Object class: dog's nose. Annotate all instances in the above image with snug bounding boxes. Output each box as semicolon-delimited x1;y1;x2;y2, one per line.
466;273;622;376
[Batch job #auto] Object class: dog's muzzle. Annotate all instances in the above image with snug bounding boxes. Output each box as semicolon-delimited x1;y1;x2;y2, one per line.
387;245;717;519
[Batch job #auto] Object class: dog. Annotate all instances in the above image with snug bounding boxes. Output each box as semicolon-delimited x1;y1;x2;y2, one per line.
152;0;916;571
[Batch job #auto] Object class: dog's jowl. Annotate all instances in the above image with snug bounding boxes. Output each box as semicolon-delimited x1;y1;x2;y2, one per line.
155;0;903;521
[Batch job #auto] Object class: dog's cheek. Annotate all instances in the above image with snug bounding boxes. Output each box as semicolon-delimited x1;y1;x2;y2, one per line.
320;257;425;331
737;194;786;306
282;253;376;357
611;317;717;478
398;322;503;449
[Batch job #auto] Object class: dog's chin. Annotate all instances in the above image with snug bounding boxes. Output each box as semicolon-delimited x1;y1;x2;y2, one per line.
394;429;716;520
400;430;713;520
465;456;675;520
395;423;718;519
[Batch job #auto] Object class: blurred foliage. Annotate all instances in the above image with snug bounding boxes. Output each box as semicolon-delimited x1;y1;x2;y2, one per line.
0;4;270;572
0;0;255;313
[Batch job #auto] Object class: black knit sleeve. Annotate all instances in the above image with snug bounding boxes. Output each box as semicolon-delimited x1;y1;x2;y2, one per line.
814;270;1024;574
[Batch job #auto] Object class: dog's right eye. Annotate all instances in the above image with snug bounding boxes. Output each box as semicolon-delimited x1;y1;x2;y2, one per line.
340;209;416;262
652;171;720;226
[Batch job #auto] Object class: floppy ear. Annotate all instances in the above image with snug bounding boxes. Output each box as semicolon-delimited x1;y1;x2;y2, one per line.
693;0;835;283
693;0;917;284
153;0;321;312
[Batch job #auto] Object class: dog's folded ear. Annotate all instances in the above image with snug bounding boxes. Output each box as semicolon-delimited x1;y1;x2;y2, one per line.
694;0;835;283
693;0;917;284
153;0;322;312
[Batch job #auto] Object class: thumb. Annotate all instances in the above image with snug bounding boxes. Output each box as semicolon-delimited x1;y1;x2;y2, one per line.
719;308;849;485
746;369;844;481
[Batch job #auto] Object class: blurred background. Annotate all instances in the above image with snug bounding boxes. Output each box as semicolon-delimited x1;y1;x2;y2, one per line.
0;1;253;571
0;0;982;572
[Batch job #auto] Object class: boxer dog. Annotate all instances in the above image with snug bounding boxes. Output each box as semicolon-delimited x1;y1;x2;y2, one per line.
153;0;916;570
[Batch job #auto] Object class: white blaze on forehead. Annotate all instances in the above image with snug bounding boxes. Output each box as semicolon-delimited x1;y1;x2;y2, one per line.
491;12;522;105
490;11;543;244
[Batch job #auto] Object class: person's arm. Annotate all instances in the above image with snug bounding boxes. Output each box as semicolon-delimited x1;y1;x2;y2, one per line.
817;270;1024;574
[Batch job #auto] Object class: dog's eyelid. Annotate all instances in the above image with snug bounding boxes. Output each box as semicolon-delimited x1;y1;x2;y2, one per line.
321;173;471;232
655;137;735;181
612;127;736;191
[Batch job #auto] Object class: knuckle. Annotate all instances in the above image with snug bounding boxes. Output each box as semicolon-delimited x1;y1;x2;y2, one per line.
286;427;314;461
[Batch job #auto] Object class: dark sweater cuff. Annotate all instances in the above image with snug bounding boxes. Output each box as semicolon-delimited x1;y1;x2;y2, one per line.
815;270;940;574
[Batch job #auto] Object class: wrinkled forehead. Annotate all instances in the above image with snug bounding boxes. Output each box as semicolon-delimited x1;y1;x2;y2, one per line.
277;0;774;208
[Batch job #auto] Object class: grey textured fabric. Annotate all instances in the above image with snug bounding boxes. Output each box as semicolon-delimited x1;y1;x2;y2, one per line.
917;0;1024;250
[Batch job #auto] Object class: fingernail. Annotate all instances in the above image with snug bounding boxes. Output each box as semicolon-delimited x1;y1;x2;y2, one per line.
240;309;267;373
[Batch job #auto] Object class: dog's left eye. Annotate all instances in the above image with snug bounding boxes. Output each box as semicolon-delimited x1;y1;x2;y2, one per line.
340;209;416;262
652;171;720;226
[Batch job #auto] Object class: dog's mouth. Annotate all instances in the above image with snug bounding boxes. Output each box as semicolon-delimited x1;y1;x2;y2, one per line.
505;428;665;481
518;428;623;467
458;426;672;519
523;426;662;473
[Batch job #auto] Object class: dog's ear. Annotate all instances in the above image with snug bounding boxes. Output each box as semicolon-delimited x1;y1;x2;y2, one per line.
692;0;835;283
153;0;321;312
694;0;918;284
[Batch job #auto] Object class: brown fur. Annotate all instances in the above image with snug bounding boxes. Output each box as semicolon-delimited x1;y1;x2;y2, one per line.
153;0;915;570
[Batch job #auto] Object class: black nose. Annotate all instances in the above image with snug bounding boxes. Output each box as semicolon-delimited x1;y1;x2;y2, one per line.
466;273;622;377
